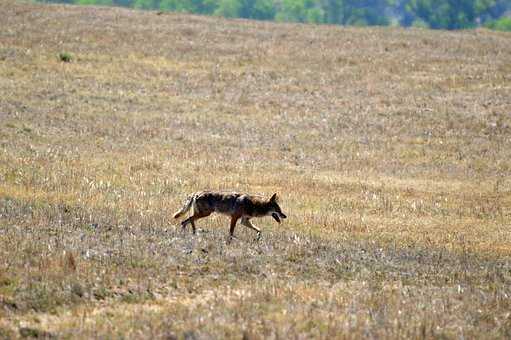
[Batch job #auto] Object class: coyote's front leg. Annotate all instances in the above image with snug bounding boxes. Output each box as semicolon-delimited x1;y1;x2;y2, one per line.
241;217;262;240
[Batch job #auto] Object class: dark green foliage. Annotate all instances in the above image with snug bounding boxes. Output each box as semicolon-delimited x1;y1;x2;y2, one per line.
325;0;391;26
401;0;511;29
405;0;482;29
58;52;72;62
34;0;511;29
485;16;511;30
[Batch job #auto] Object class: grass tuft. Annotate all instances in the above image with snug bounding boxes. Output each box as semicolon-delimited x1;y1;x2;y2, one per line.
58;52;72;63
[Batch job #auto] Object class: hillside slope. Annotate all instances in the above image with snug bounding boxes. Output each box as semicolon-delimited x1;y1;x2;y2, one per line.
1;1;511;338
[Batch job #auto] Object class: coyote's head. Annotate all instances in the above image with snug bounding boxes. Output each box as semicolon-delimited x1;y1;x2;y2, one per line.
267;193;287;223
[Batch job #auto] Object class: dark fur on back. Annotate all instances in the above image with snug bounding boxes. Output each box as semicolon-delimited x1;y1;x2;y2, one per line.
194;191;279;217
173;191;286;239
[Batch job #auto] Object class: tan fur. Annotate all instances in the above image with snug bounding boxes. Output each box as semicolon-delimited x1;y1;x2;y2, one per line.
173;191;287;240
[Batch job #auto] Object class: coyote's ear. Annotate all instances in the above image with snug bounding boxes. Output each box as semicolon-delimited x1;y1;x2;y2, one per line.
270;193;278;202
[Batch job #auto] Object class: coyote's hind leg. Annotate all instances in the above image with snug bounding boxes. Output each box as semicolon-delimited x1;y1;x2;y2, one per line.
181;211;211;234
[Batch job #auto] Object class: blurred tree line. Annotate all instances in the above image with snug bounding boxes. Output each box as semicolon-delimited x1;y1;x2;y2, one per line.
40;0;511;30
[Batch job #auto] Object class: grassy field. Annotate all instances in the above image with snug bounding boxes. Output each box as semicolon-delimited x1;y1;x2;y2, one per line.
1;0;511;338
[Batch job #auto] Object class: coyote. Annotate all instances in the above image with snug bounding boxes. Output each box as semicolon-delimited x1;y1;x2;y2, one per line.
173;191;287;239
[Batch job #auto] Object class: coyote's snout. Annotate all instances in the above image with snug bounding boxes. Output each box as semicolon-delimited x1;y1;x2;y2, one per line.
173;191;287;240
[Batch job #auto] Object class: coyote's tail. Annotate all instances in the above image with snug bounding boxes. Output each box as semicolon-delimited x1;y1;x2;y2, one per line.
173;195;194;219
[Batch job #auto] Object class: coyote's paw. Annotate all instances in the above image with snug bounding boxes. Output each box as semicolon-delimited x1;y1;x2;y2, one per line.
254;232;262;242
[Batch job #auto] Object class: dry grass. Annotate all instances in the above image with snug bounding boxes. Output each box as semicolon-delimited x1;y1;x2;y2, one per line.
1;0;511;338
